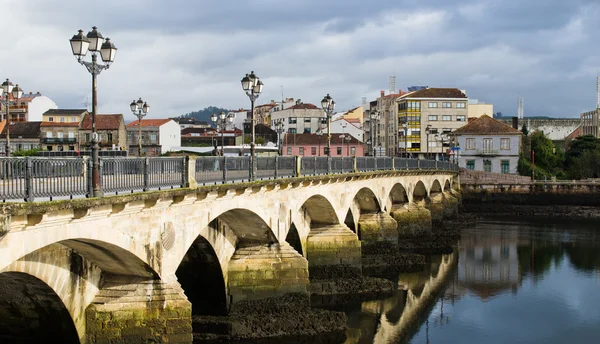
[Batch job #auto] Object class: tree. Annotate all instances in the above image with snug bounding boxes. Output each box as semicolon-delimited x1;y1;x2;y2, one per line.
564;135;600;167
521;123;529;136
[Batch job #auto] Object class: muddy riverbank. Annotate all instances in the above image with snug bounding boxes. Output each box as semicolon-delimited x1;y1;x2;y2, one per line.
462;203;600;219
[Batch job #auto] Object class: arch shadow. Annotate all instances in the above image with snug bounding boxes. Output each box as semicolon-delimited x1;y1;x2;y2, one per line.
430;180;443;195
0;272;79;344
301;195;339;226
389;183;409;206
353;187;381;214
216;208;277;244
413;181;428;202
286;223;304;256
444;179;451;191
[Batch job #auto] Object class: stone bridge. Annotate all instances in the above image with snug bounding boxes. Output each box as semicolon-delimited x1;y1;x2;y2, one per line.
0;170;459;343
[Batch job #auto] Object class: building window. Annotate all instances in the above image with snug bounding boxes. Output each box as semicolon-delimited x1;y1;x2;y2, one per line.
442;115;452;121
48;117;54;122
71;116;76;122
311;147;317;155
466;138;475;150
151;134;157;142
323;147;327;155
299;147;304;155
107;133;113;143
501;160;510;174
351;147;356;155
483;138;493;152
57;132;64;139
304;117;311;123
456;102;466;108
303;128;311;133
483;160;492;172
408;101;421;110
456;115;466;122
47;146;52;151
428;102;438;108
85;133;90;143
288;128;296;134
46;131;53;138
442;102;452;108
501;138;510;150
337;147;342;155
321;118;327;124
289;117;297;124
428;115;438;121
69;146;75;151
60;117;65;122
68;131;74;139
287;147;292;155
466;160;475;170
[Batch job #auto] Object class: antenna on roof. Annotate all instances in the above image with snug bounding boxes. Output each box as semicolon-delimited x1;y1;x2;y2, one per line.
596;75;600;109
83;95;91;112
389;75;396;94
362;97;367;106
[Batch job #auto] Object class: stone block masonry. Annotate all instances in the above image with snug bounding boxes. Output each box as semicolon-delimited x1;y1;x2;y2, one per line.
441;192;459;219
306;224;362;271
85;276;192;344
426;195;445;223
357;212;399;247
227;242;309;305
391;204;432;236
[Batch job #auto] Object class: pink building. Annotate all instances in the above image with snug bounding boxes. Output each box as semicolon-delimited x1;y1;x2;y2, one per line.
282;133;364;156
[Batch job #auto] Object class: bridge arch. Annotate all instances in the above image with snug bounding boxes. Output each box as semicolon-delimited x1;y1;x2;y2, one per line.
430;179;443;195
300;194;340;226
444;179;451;191
388;183;409;210
413;181;428;202
352;187;382;214
0;226;158;277
0;271;80;343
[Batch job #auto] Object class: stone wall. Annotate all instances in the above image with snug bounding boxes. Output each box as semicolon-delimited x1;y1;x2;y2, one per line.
462;183;600;206
498;118;580;141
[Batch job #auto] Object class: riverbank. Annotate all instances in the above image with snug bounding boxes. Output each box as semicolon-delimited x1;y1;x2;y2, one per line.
463;203;600;219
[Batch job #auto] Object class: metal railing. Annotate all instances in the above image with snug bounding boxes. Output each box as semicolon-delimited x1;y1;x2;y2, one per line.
0;156;458;202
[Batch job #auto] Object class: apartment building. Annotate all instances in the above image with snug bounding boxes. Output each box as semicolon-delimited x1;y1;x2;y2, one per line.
397;88;469;159
270;102;326;134
377;90;407;156
40;109;87;151
0;92;58;122
79;113;127;151
126;119;181;156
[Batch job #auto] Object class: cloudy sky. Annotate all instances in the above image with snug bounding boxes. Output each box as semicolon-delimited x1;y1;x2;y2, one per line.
2;0;599;121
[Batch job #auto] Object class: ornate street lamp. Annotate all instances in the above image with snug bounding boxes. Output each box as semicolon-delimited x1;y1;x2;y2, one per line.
241;71;263;180
425;124;432;158
321;94;335;173
0;79;24;156
130;98;150;156
370;110;380;156
211;112;234;156
69;26;117;197
275;120;285;155
435;133;448;161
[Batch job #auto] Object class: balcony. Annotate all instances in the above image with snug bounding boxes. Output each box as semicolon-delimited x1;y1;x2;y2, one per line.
42;138;76;144
475;149;500;156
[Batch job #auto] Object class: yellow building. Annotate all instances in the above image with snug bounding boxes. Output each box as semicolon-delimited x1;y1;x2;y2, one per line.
468;102;494;118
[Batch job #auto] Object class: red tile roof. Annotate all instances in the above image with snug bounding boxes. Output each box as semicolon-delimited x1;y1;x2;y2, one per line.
80;114;123;130
283;133;361;145
288;103;319;110
403;88;467;99
126;119;173;128
452;115;521;135
40;121;80;127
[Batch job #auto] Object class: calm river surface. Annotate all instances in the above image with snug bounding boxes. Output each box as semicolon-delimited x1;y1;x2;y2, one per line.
340;217;600;344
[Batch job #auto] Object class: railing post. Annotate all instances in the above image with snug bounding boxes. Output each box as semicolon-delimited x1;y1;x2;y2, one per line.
87;156;93;197
417;159;420;170
391;157;395;171
374;156;377;171
296;156;302;177
182;156;190;188
352;156;357;173
187;156;197;188
143;157;150;191
327;156;331;175
274;156;279;179
25;157;33;202
314;156;317;175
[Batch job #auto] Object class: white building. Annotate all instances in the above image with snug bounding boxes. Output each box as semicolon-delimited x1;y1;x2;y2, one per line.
270;102;326;134
451;115;522;174
328;117;364;142
126;119;181;156
0;92;57;122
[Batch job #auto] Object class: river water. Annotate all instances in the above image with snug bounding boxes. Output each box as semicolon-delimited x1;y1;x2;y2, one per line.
339;217;600;344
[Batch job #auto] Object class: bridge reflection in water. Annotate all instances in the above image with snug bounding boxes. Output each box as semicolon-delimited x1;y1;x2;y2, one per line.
343;251;458;344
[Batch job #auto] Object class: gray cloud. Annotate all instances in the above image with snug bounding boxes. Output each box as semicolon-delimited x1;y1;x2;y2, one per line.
1;0;599;121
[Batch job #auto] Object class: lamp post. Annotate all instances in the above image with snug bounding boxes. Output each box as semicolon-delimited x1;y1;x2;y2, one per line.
0;79;23;156
316;130;323;156
321;94;335;173
211;112;234;156
435;133;447;161
369;110;380;156
70;26;117;198
345;135;351;156
275;119;285;155
129;98;150;157
425;124;432;159
241;71;263;180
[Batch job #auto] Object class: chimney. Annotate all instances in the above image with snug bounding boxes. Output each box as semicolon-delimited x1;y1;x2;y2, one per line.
380;90;385;97
512;117;518;129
